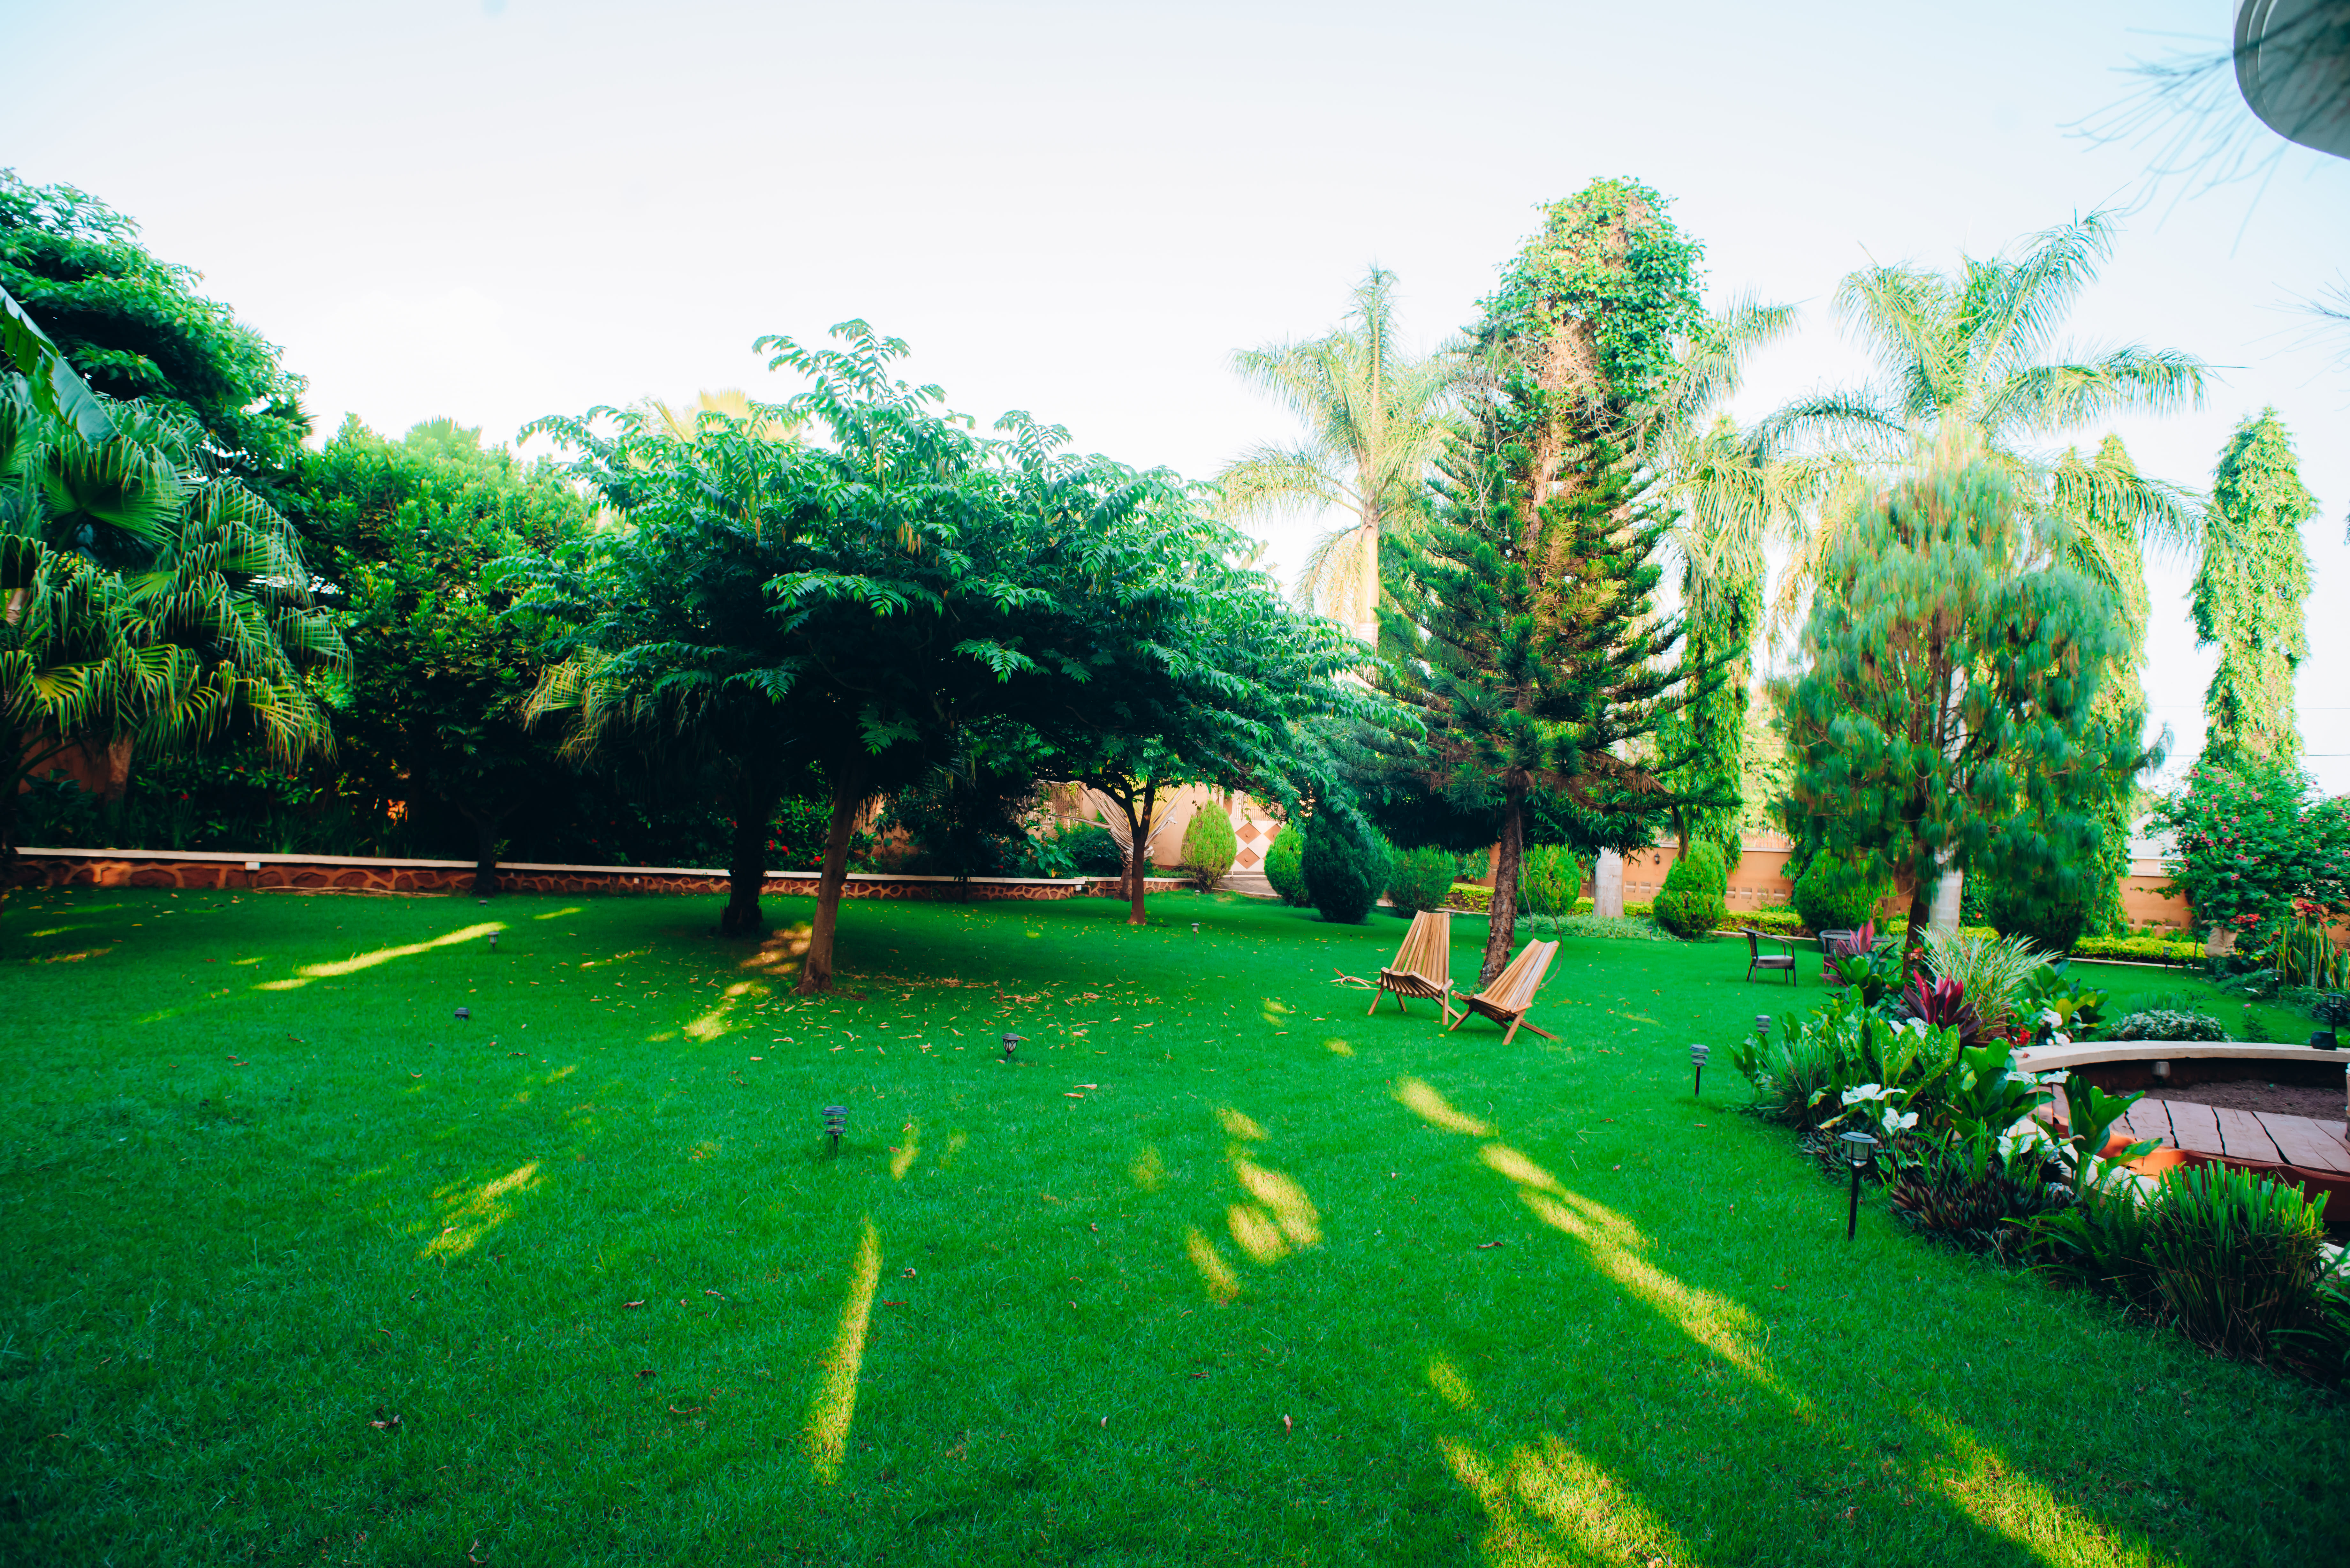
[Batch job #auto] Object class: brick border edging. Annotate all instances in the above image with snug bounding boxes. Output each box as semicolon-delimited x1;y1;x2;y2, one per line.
8;847;1193;903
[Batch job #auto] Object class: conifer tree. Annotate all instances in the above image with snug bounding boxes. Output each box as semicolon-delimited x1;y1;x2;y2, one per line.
2195;409;2314;766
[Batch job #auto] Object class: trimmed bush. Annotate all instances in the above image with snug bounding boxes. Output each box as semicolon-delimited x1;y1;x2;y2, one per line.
1981;870;2092;957
1178;807;1238;891
1263;825;1307;905
2108;1009;2231;1043
1792;858;1887;934
1652;843;1727;939
1386;846;1458;915
1301;814;1388;925
2073;933;2202;965
1519;845;1583;932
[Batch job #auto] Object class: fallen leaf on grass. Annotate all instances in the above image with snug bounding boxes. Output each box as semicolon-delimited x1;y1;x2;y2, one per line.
1064;1093;1085;1100
668;1405;704;1416
622;1300;646;1309
369;1412;401;1430
1475;1241;1505;1250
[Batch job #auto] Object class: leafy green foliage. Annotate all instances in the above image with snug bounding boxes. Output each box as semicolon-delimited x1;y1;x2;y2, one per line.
2036;1165;2336;1368
2195;410;2314;767
1790;857;1885;934
1652;842;1727;939
0;172;307;483
2151;758;2350;952
1383;845;1458;916
1781;457;2136;946
1516;844;1581;933
1262;824;1306;905
1917;928;2049;1031
1301;811;1386;925
2106;1010;2231;1043
1178;806;1239;892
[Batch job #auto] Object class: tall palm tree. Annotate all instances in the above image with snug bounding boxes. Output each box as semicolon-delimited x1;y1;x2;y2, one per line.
1215;267;1461;637
1768;212;2207;602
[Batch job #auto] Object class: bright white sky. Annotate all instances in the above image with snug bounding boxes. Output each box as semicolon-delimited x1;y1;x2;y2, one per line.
9;0;2347;790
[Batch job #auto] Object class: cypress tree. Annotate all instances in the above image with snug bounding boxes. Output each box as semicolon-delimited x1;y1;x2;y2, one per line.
2195;409;2314;766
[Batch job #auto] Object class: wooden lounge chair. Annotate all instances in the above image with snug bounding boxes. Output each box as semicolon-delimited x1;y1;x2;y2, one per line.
1742;926;1797;985
1447;939;1559;1046
1369;911;1457;1023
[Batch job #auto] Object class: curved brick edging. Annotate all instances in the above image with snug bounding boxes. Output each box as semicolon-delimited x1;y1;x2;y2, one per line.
7;847;1192;903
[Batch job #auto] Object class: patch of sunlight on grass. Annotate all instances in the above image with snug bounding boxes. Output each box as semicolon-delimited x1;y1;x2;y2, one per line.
1183;1226;1239;1302
1924;1409;2105;1559
543;1064;575;1084
231;956;262;966
259;922;504;991
423;1161;542;1258
1518;1187;1773;1386
1228;1202;1288;1263
1131;1147;1165;1191
1394;1076;1495;1136
1480;1143;1561;1194
1216;1108;1266;1141
1232;1157;1320;1247
891;1123;921;1181
738;925;812;978
1440;1432;1686;1568
804;1221;881;1484
532;907;584;921
1323;1037;1353;1056
1260;997;1290;1026
1426;1355;1478;1411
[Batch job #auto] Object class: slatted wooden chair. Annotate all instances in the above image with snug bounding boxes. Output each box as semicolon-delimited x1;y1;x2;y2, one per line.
1742;927;1797;985
1369;911;1457;1023
1447;939;1559;1046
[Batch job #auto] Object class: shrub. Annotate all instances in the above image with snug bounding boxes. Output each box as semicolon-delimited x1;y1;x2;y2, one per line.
1653;842;1727;939
1889;1135;2071;1255
1518;844;1582;932
1178;806;1238;891
1918;928;2049;1030
1057;822;1128;877
2037;1165;2336;1367
1792;858;1887;934
2072;933;2203;964
1386;846;1458;915
1981;870;2092;956
1263;825;1307;905
1301;814;1387;925
2107;1009;2231;1043
1551;914;1674;943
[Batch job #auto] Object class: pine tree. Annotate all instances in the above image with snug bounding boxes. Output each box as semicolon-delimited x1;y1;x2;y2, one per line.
1382;433;1689;981
2195;410;2314;766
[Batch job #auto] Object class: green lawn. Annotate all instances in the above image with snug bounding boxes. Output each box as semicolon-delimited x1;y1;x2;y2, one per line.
2;886;2342;1566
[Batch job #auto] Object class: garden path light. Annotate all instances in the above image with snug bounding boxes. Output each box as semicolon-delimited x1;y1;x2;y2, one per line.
824;1105;847;1155
1839;1130;1878;1241
1002;1033;1025;1062
1689;1042;1709;1099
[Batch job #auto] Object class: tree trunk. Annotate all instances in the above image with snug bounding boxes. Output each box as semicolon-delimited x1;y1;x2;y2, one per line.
1126;780;1158;927
797;770;866;994
720;783;775;938
464;810;503;898
1480;789;1527;985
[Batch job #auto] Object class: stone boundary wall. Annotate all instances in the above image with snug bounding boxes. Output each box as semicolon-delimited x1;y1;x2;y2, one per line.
10;847;1192;903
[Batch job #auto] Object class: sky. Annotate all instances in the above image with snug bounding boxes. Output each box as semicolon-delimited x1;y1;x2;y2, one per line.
8;0;2347;791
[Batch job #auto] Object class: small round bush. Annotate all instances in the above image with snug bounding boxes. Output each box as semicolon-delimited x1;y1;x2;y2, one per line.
1652;842;1728;939
1517;844;1582;929
2108;1009;2230;1043
1051;822;1126;877
1386;845;1457;914
1301;813;1387;924
1178;806;1239;891
1263;825;1307;905
1792;857;1886;934
1980;871;2091;957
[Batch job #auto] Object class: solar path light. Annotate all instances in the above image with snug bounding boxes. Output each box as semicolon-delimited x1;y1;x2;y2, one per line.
454;1007;470;1023
1002;1033;1025;1062
823;1105;847;1155
1839;1129;1879;1241
1690;1042;1710;1099
1754;1014;1771;1043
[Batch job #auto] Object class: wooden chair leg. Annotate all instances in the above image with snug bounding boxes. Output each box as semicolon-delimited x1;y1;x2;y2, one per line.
1517;1020;1558;1042
1500;1016;1521;1047
1366;986;1384;1017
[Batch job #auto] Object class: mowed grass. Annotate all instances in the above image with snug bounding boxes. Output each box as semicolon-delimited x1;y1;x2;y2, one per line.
1;886;2343;1568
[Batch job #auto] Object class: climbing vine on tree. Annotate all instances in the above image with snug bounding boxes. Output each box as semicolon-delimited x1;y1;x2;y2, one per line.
2195;409;2314;766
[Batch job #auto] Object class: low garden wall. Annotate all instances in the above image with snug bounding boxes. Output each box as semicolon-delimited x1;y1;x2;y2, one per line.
8;847;1191;902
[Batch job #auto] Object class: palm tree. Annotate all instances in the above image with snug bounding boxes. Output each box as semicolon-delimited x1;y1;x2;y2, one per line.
1;388;344;869
1215;268;1461;637
1768;212;2207;598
